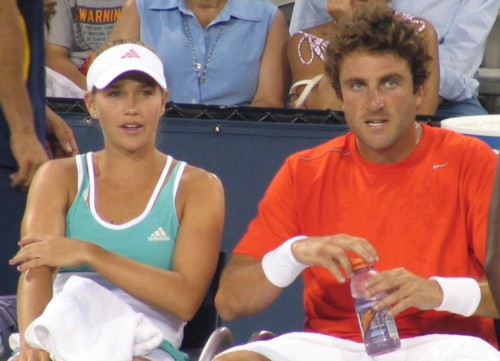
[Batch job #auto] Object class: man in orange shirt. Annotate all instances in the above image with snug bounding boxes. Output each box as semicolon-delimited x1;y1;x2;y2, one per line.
214;5;500;361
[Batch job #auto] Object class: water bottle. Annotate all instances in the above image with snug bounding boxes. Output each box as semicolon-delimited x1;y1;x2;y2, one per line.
350;257;401;356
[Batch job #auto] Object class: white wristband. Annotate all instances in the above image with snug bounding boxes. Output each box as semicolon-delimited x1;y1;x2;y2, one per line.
430;277;481;317
262;236;308;288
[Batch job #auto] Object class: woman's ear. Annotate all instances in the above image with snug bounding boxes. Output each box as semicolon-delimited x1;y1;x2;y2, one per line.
160;89;168;116
84;91;98;119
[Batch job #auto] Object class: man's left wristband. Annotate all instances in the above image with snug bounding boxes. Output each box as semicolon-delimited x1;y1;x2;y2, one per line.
430;276;481;317
261;236;308;288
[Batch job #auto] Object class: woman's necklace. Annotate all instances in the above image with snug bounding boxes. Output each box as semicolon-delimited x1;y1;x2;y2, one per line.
183;15;225;84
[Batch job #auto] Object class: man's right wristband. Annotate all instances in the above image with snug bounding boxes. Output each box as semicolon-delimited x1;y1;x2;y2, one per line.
261;236;308;288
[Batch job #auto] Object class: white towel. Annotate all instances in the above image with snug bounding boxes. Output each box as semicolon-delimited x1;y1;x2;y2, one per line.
24;276;163;361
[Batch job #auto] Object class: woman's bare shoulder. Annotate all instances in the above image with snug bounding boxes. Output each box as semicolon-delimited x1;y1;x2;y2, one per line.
31;156;78;192
180;163;222;189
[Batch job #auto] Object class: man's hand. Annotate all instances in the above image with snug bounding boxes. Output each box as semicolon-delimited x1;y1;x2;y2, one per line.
10;129;48;189
365;268;443;316
46;106;78;158
292;234;378;283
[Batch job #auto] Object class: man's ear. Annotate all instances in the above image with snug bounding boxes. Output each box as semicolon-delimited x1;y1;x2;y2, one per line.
414;83;426;110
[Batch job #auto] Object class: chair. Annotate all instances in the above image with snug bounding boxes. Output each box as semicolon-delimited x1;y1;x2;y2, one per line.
197;326;234;361
181;251;234;360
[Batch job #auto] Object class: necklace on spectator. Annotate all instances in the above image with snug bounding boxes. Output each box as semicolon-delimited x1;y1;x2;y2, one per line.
183;15;225;84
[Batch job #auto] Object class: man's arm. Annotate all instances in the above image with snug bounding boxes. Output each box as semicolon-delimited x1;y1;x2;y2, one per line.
0;0;48;188
216;234;378;320
215;254;285;321
363;268;499;318
109;0;140;41
476;280;499;317
486;155;500;314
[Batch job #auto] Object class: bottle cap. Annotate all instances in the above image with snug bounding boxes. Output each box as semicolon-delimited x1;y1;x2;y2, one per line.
351;257;373;271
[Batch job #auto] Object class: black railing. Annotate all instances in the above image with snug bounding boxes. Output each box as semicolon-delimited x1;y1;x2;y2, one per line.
47;97;442;126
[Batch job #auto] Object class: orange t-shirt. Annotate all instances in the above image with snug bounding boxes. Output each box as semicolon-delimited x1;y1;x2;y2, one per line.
235;124;498;346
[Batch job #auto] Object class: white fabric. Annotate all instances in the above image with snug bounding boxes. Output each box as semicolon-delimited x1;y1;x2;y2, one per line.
86;43;167;91
53;272;185;348
23;276;163;361
289;73;325;108
217;332;500;360
262;235;308;287
430;277;481;317
46;67;85;99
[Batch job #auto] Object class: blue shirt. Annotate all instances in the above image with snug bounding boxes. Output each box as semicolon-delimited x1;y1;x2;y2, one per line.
137;0;276;105
289;0;500;102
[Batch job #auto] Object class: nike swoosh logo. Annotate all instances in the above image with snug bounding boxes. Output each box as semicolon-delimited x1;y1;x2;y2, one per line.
432;162;448;169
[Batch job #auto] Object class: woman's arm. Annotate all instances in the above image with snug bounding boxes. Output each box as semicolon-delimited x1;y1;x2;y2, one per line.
46;44;87;91
251;10;290;108
16;159;76;357
287;24;341;110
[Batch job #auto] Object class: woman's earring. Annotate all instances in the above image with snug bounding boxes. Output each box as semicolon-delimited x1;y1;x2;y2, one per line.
84;112;98;124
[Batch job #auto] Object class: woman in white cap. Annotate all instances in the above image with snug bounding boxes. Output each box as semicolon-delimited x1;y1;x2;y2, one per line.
9;40;224;361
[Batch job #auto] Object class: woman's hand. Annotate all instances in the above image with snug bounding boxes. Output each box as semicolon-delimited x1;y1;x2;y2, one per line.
14;347;51;361
326;0;352;21
10;234;92;271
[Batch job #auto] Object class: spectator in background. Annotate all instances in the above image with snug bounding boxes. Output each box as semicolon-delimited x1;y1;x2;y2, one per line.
289;0;500;118
213;5;500;361
44;0;81;158
46;0;124;96
43;0;56;23
288;0;439;115
110;0;290;107
0;0;78;296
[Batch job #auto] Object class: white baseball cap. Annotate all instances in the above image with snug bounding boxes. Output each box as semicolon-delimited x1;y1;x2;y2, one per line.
86;43;167;91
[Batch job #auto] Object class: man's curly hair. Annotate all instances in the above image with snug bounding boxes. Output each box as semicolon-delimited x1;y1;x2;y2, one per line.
325;4;432;100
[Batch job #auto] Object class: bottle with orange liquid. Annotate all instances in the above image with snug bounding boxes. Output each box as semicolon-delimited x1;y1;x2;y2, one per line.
350;257;401;356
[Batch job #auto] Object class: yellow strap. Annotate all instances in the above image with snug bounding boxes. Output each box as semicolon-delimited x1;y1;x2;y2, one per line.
18;13;30;80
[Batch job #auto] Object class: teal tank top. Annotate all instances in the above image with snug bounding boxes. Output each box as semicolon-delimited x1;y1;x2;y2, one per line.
63;152;186;273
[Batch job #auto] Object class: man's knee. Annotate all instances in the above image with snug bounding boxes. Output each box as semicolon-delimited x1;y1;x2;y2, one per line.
213;350;270;361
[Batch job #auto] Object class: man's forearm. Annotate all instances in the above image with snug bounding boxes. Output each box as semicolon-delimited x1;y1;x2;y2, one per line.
215;254;284;321
0;0;36;135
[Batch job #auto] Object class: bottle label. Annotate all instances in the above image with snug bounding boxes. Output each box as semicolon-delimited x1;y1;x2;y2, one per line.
356;300;399;340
